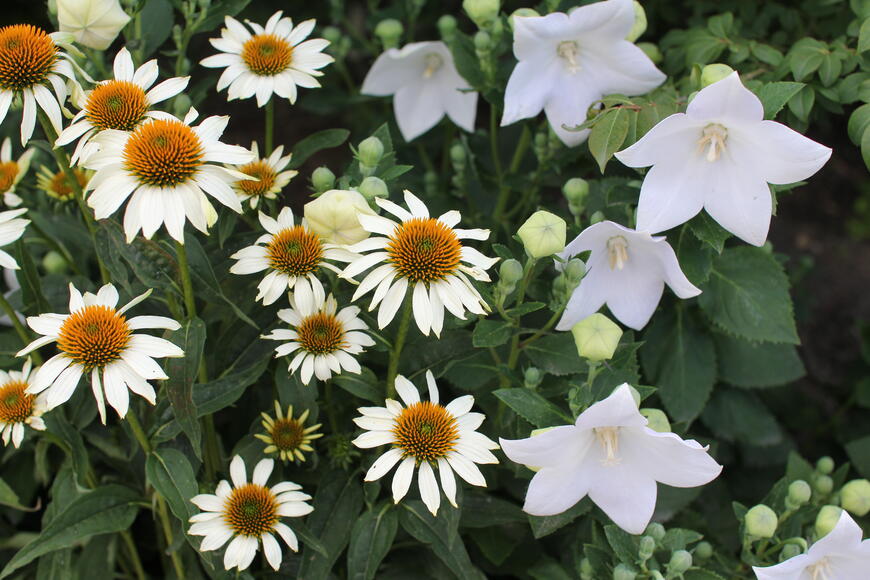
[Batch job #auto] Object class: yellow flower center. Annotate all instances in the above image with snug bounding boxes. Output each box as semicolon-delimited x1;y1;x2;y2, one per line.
237;160;277;197
392;401;459;462
123;119;204;187
593;427;621;466
606;236;629;270
387;217;462;283
0;381;34;424
0;25;57;91
296;312;345;355
268;417;305;452
46;168;88;201
698;123;728;162
85;80;149;132
266;226;323;276
0;161;18;193
242;34;293;76
57;305;131;370
223;483;279;537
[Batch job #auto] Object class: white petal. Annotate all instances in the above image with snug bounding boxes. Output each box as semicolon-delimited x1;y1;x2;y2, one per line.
364;448;404;481
391;457;416;502
418;461;441;515
229;455;247;487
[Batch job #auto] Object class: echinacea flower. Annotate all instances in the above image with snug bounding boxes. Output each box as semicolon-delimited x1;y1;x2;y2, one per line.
555;220;700;331
0;24;80;146
56;47;189;166
340;190;498;337
255;401;322;462
361;41;478;141
57;0;131;50
0;137;34;207
200;12;334;107
0;359;46;447
501;0;665;146
36;165;90;202
83;108;254;243
232;142;297;208
17;283;184;423
615;72;832;246
353;371;499;515
229;207;351;305
500;384;722;534
753;510;870;580
262;283;374;385
189;455;313;571
0;208;30;270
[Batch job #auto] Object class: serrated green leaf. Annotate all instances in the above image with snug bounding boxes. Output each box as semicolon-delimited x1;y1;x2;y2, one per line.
699;247;799;344
472;319;513;348
660;528;704;551
787;85;815;123
845;435;870;478
604;525;638;563
589;108;631;173
714;333;804;388
528;499;591;539
288;129;350;169
145;448;198;523
346;503;398;580
493;388;572;428
524;333;585;376
700;388;782;446
688;212;730;253
164;318;206;458
757;82;805;120
789;38;828;81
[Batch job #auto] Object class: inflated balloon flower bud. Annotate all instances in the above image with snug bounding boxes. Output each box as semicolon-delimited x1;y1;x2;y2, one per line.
840;479;870;517
517;210;567;259
744;504;778;539
571;313;622;362
786;479;812;509
815;505;842;538
463;0;500;29
374;19;403;49
311;166;336;193
666;550;692;578
613;563;637;580
358;176;388;202
437;15;458;42
357;136;384;176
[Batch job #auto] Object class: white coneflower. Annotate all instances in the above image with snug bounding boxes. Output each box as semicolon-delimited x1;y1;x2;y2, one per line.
352;370;499;515
0;359;46;448
229;207;351;305
255;401;322;462
35;165;91;202
263;283;375;385
56;47;189;165
189;455;313;571
0;24;79;145
231;141;297;208
17;283;184;423
200;11;334;107
82;108;254;243
340;190;498;337
0;137;35;206
0;208;30;270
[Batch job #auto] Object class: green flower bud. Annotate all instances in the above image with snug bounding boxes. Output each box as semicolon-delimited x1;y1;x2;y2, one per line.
787;480;812;507
700;63;735;88
814;475;834;496
358;176;388;201
744;504;778;538
450;143;466;165
563;177;590;204
815;505;842;538
646;523;666;541
524;367;543;389
840;479;870;517
322;26;341;45
816;456;835;475
694;541;713;560
463;0;500;29
474;30;491;52
437;15;458;41
509;8;539;31
579;557;594;580
590;211;605;224
640;408;671;433
517;210;566;258
571;313;622;362
779;543;802;561
41;250;67;274
639;535;656;561
374;19;403;49
626;1;647;43
613;564;637;580
499;259;523;285
357;136;385;168
667;550;692;576
311;166;336;193
638;42;662;64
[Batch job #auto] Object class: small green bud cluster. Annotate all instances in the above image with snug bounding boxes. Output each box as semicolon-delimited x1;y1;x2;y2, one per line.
494;259;523;308
450;142;467;193
523;367;543;390
551;258;585;310
563;177;589;221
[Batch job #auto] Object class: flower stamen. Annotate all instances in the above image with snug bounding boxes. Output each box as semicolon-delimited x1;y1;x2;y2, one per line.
237;160;277;197
0;381;34;424
392;401;459;462
266;226;323;276
606;236;629;270
223;483;279;537
698;123;728;162
387;217;462;283
594;427;621;466
0;161;18;192
123;119;204;187
56;305;131;370
557;41;580;74
297;312;345;355
0;25;57;91
242;34;293;76
423;53;443;78
808;558;832;580
85;80;149;131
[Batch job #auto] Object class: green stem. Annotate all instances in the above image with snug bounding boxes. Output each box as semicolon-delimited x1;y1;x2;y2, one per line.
324;380;339;434
28;221;81;276
518;307;565;350
489;106;503;189
499;259;537;388
0;291;41;365
385;299;413;399
495;124;533;224
174;240;197;321
125;410;152;454
264;100;275;156
119;529;148;580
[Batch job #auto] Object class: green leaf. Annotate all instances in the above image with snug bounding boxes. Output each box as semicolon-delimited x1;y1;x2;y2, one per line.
15;240;49;315
714;333;804;388
346;503;398;580
862;125;870;171
524;333;585;376
528;499;591;539
193;340;272;416
757;82;805;120
641;309;716;422
0;485;139;579
789;38;828;81
399;501;484;580
472;319;513;348
0;478;32;511
818;53;843;87
787;86;815;123
847;103;870;145
493;388;572;428
43;414;91;488
845;435;870;478
588;108;631;173
604;525;638;563
684;571;727;580
136;0;173;58
196;0;251;32
688;212;731;253
859;18;870;53
332;367;382;404
145;448;198;523
751;43;784;67
448;33;486;91
164;318;206;457
660;528;704;551
684;29;726;65
183;236;258;329
459;491;525;528
700;388;782;446
288;129;351;169
699;247;799;344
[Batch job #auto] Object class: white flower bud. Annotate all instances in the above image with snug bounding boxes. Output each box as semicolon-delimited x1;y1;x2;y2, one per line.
571;313;622;362
57;0;131;50
840;479;870;517
304;189;375;245
815;505;842;538
517;210;566;258
745;504;778;538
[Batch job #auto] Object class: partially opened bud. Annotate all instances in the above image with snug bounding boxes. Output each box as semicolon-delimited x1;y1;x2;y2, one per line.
517;210;566;258
815;505;842;538
701;63;735;87
57;0;131;50
571;313;622;362
626;1;647;42
840;479;870;517
304;189;375;245
745;504;777;538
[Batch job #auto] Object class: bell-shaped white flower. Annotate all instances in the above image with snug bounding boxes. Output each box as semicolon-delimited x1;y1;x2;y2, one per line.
556;221;699;331
500;384;722;534
57;0;131;50
361;41;477;142
615;72;832;246
753;510;870;580
501;0;665;146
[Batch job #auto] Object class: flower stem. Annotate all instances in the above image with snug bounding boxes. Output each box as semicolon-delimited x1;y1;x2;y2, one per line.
125;410;152;454
385;298;413;399
0;291;41;365
119;529;148;580
499;258;537;388
264;100;275;156
493;124;532;225
173;240;197;322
